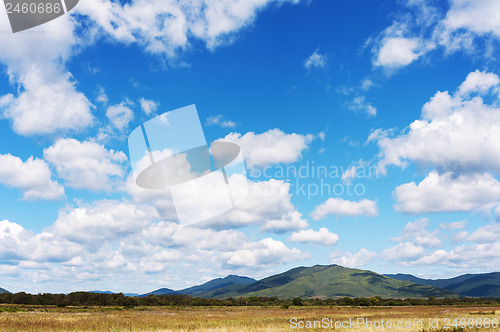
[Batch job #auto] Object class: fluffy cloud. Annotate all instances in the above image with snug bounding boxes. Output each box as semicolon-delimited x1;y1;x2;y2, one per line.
141;221;248;251
0;206;309;292
139;98;159;115
0;11;93;136
260;211;308;234
289;227;339;246
96;87;109;104
310;198;378;220
369;71;500;215
205;114;237;128
378;217;452;265
0;69;93;136
381;242;425;261
0;154;64;200
51;200;158;244
123;174;178;219
221;129;313;167
374;37;426;68
391;218;441;248
0;219;32;261
106;101;134;131
374;70;500;175
372;0;500;71
0;220;82;263
395;171;500;214
304;48;327;70
202;179;308;232
341;166;357;184
77;0;302;55
443;0;500;38
378;217;500;268
1;176;305;288
347;96;377;117
126;172;307;234
440;220;467;230
393;241;500;268
1;0;304;137
224;237;306;267
330;248;377;268
457;70;500;96
44;138;127;191
405;249;450;266
127;221;306;273
467;223;500;243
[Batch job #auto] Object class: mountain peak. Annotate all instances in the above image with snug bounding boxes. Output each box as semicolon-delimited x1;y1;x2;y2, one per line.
197;264;460;299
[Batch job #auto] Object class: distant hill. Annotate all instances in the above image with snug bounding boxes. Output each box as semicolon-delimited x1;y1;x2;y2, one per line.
0;287;10;294
89;290;114;294
384;273;479;289
197;265;459;299
141;288;176;297
446;273;500;298
175;275;256;297
386;272;500;298
76;290;140;297
140;275;256;297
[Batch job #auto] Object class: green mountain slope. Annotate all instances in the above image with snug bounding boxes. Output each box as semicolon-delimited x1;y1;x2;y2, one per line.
200;265;459;299
141;287;175;297
176;275;256;297
441;273;500;298
140;275;256;297
384;273;478;289
386;272;500;298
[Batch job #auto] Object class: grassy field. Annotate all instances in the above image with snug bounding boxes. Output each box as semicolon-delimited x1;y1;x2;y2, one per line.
0;305;499;331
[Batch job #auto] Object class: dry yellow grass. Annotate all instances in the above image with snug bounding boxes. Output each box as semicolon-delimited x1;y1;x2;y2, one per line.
0;305;499;331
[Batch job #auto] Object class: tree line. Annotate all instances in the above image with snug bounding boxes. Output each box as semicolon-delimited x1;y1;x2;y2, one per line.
0;292;498;307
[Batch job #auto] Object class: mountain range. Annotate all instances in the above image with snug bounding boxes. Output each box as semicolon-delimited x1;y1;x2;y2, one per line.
188;265;458;299
141;265;459;299
88;290;140;297
386;272;500;298
140;275;256;297
2;265;500;299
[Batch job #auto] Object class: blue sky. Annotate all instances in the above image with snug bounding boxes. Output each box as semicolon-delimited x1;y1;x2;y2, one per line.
1;0;500;293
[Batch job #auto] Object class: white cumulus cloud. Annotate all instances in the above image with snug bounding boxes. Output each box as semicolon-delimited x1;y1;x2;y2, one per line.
394;171;500;214
76;0;303;55
139;98;159;115
44;138;127;192
224;237;307;267
310;198;378;220
381;242;425;261
106;100;134;131
221;129;313;167
391;218;441;248
374;37;425;69
443;0;500;38
205;114;237;128
289;227;339;246
0;12;93;136
0;154;64;200
372;0;500;71
330;248;377;268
